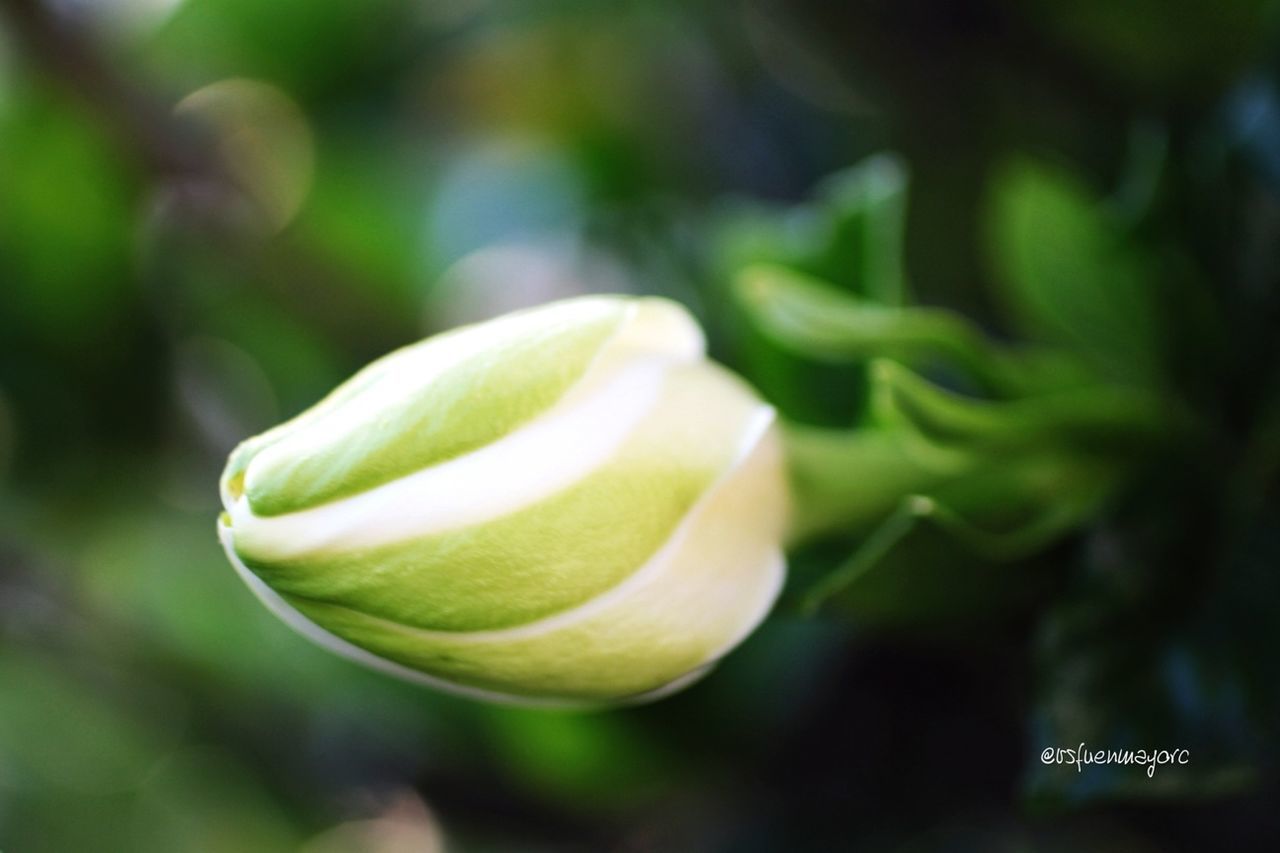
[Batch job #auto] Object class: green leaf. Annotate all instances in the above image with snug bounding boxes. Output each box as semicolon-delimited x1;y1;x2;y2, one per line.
986;158;1166;383
819;153;910;305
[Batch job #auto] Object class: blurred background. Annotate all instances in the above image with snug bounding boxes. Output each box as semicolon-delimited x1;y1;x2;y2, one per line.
2;0;1280;850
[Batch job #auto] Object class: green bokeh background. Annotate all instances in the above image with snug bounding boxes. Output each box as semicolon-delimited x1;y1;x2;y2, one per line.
1;0;1279;850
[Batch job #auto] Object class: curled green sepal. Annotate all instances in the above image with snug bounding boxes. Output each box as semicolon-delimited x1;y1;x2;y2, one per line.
868;358;1169;465
798;483;1109;625
735;263;1091;396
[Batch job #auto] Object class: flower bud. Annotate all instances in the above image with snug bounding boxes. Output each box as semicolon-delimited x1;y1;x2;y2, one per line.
218;296;787;706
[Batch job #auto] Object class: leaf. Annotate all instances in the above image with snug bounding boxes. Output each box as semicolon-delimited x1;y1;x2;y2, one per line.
819;152;910;305
986;158;1166;383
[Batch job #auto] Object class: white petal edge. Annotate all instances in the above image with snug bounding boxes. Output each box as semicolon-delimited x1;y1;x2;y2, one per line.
219;520;775;709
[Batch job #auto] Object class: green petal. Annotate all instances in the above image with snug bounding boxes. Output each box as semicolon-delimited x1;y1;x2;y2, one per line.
235;363;759;631
243;300;628;516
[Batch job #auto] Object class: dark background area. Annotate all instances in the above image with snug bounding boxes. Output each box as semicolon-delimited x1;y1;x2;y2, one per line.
1;0;1279;849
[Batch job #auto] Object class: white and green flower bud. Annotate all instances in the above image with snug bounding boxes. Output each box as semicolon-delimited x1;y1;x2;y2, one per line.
217;296;787;707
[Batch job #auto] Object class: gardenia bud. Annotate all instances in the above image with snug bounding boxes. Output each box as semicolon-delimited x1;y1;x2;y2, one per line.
217;296;787;706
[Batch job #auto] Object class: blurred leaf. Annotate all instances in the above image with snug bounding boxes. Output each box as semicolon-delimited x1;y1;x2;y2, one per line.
0;649;178;795
713;154;913;425
817;153;910;305
177;277;342;415
986;158;1167;383
1110;121;1170;226
147;0;411;99
716;154;910;301
75;504;366;698
483;708;678;813
292;137;422;312
131;748;302;853
0;87;139;344
1011;0;1278;100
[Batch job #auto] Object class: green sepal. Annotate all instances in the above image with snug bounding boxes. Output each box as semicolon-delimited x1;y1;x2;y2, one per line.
867;358;1168;460
736;263;1089;396
796;452;1113;628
